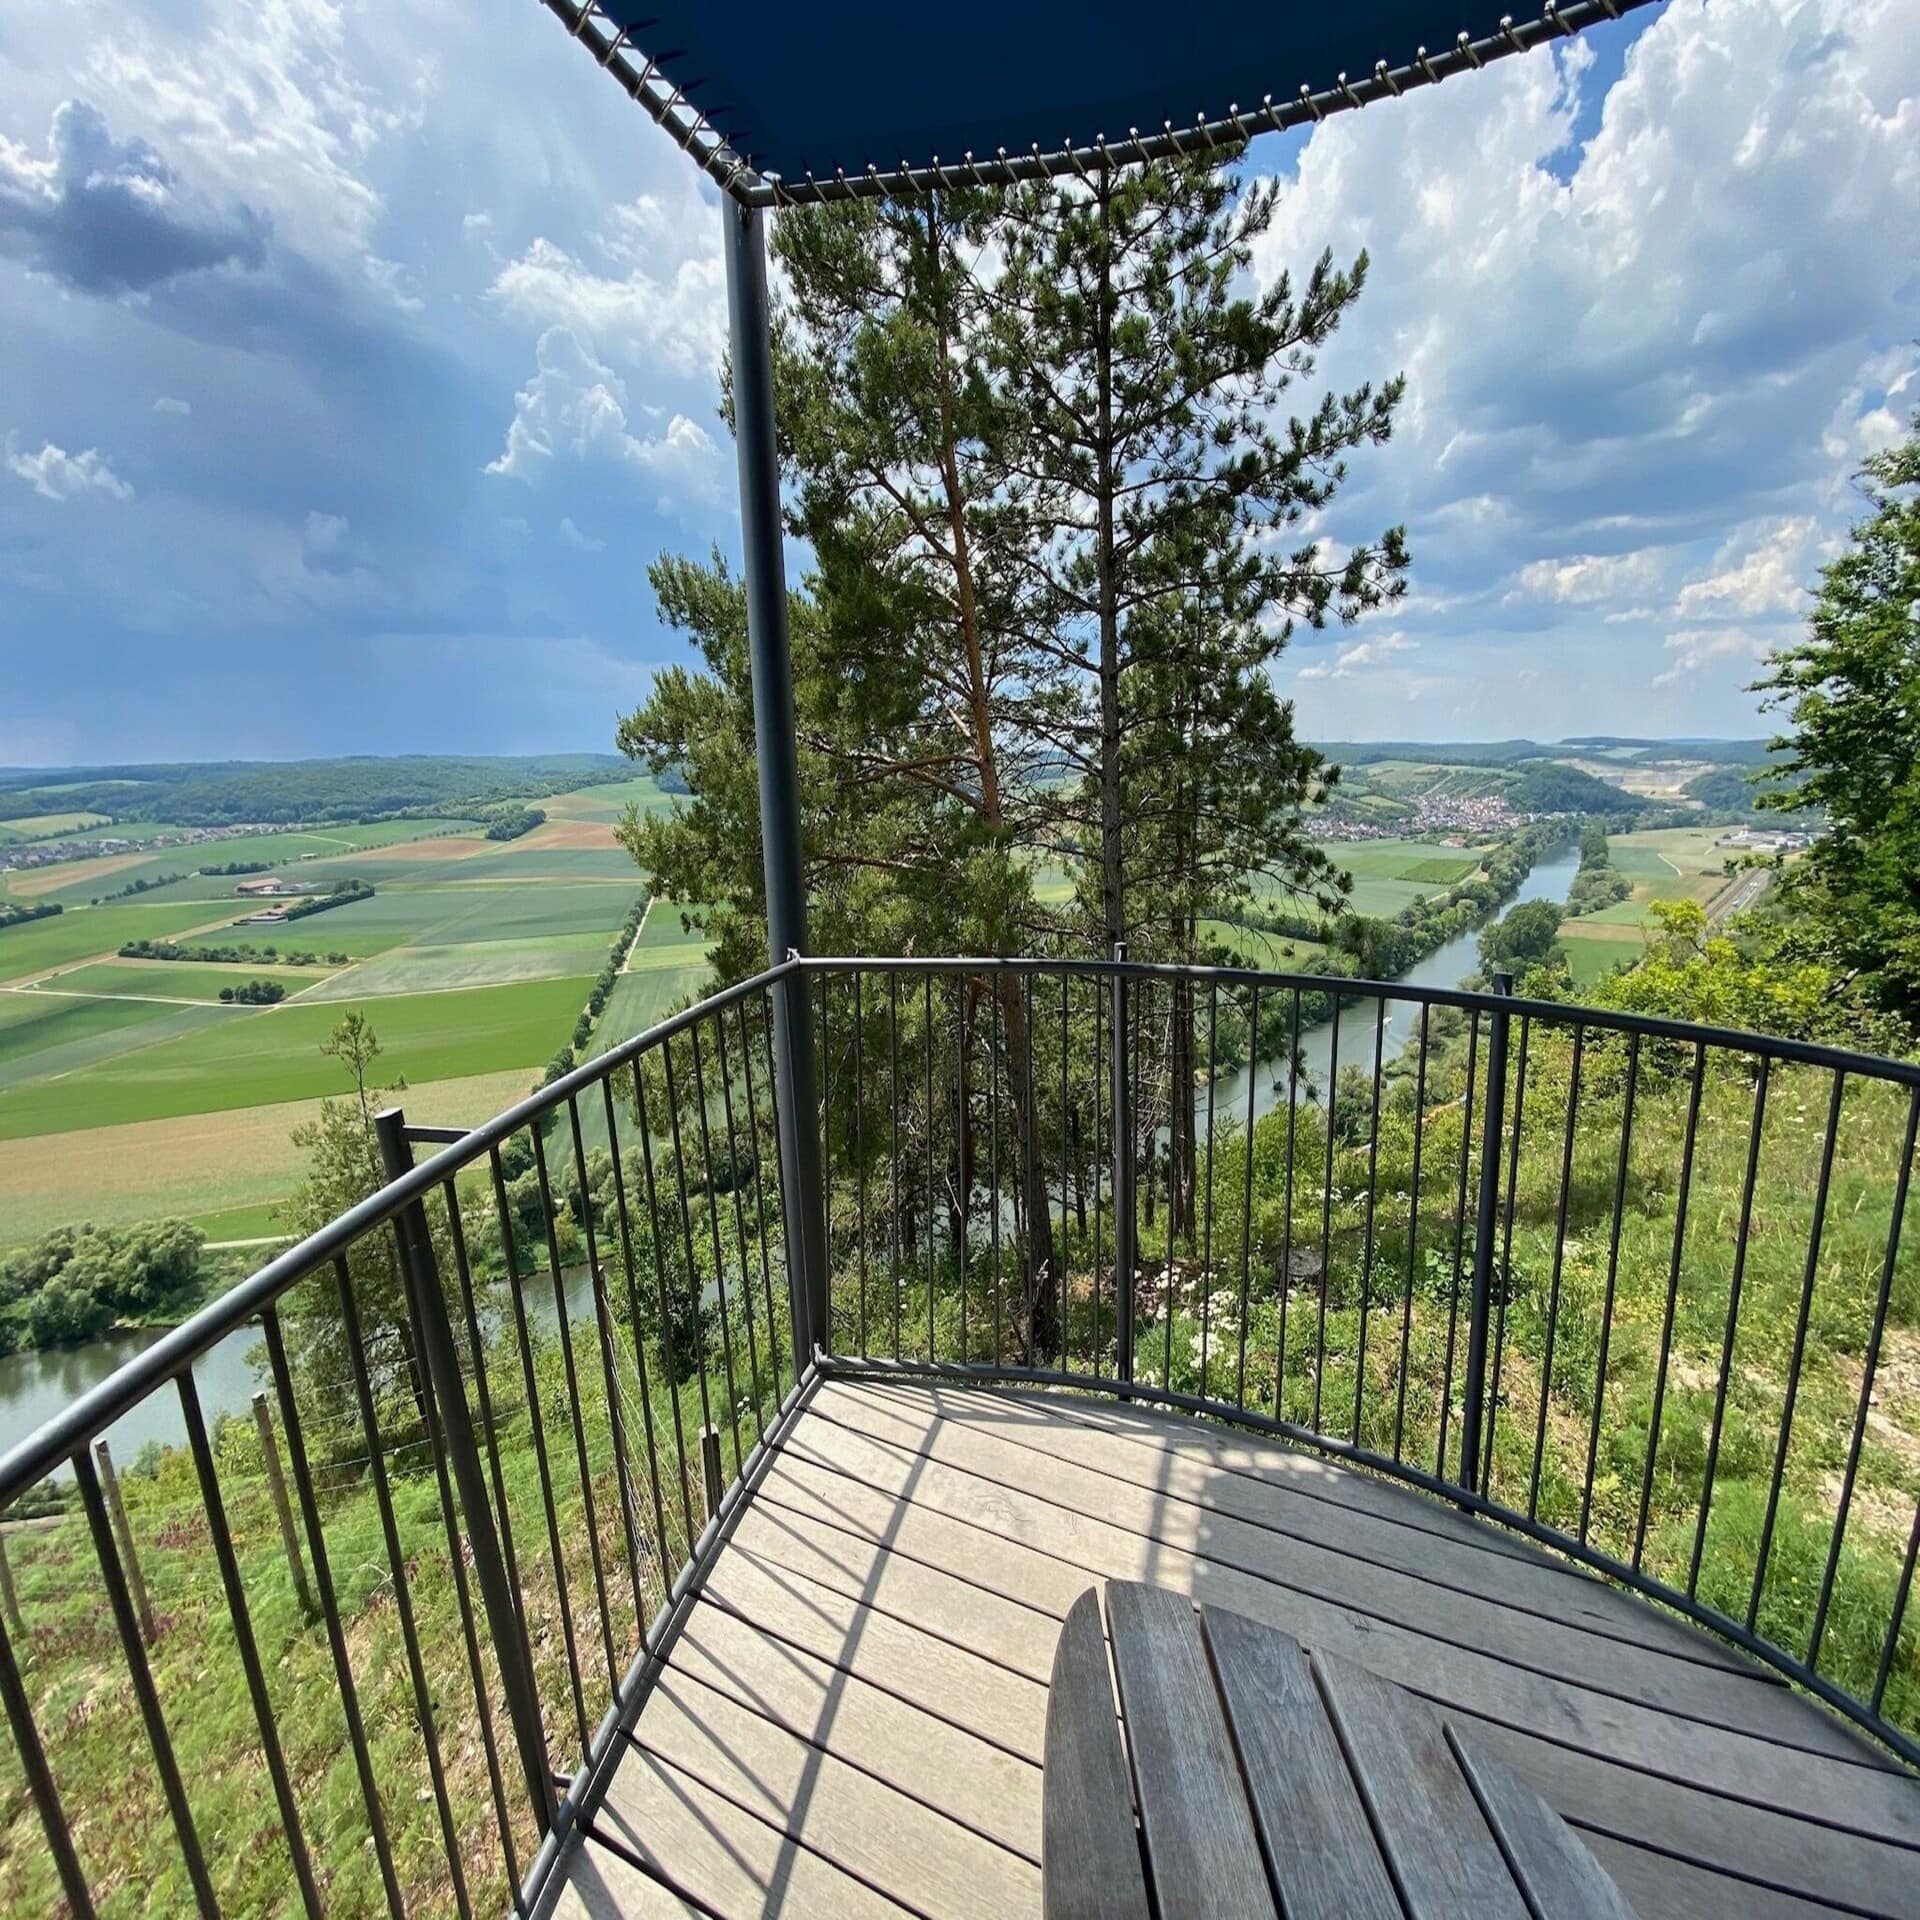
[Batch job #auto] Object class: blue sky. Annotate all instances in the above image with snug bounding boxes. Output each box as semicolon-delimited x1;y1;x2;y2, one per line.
0;0;1914;764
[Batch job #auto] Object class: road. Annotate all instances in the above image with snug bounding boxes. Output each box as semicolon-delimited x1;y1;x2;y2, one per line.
1706;866;1770;923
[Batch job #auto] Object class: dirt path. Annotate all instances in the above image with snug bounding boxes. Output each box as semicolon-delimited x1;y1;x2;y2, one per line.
620;894;656;975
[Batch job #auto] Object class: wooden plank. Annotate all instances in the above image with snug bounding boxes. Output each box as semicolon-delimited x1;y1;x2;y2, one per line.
808;1386;1837;1750
833;1378;1761;1676
586;1746;910;1919
1449;1729;1637;1919
776;1413;1920;1841
621;1667;1042;1917
1313;1647;1530;1920
1042;1588;1151;1920
746;1474;1920;1920
1447;1709;1920;1920
1104;1582;1278;1920
1581;1833;1854;1920
699;1537;1051;1760
538;1835;709;1919
667;1596;1043;1858
1200;1605;1399;1920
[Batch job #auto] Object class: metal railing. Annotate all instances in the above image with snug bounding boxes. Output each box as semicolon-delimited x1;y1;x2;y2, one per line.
2;948;1917;1915
0;964;808;1919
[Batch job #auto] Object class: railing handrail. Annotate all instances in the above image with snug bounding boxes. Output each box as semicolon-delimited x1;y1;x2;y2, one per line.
0;959;799;1508
796;951;1920;1088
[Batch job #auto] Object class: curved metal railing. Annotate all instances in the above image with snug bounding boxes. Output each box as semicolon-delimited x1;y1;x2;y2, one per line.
2;949;1916;1916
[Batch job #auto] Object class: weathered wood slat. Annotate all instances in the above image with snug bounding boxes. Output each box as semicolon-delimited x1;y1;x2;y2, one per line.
620;1668;1041;1917
581;1753;909;1918
776;1415;1920;1841
1582;1834;1855;1920
1201;1604;1400;1920
1042;1589;1151;1920
1104;1582;1278;1920
808;1386;1838;1750
1314;1648;1531;1919
1450;1730;1637;1920
667;1597;1042;1858
832;1378;1761;1677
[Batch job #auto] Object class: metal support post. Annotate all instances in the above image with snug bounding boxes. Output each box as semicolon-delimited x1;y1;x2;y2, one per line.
700;1426;725;1524
1459;972;1513;1496
94;1441;154;1646
251;1392;314;1618
723;196;827;1376
375;1108;557;1832
1110;947;1136;1384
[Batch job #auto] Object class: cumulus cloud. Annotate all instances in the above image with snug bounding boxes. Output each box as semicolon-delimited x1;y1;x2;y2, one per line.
1675;516;1821;617
558;516;605;553
0;101;268;295
1652;627;1769;687
1508;549;1666;605
1297;632;1417;680
487;326;717;490
7;440;133;501
152;395;191;416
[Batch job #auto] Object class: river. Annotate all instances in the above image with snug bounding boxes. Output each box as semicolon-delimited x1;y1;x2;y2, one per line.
0;842;1581;1471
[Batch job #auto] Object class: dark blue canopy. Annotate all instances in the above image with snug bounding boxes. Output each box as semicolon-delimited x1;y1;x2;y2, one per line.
564;0;1648;201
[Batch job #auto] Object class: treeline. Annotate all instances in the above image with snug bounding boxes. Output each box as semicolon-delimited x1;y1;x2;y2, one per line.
95;871;186;902
282;879;374;920
220;980;286;1004
484;805;545;842
0;753;628;828
538;895;649;1090
1564;824;1632;916
199;859;273;876
119;939;342;966
0;900;61;930
0;1220;205;1354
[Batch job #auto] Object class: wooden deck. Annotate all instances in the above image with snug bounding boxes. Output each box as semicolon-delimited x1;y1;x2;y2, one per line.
542;1376;1920;1920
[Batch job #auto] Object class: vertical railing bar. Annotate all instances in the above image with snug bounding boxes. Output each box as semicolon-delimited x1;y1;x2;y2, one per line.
1872;1500;1920;1715
714;1013;767;1440
631;1060;696;1546
72;1446;221;1919
759;990;800;1375
1812;1086;1920;1668
737;995;784;1406
992;979;1005;1368
1528;1025;1584;1523
1580;1031;1639;1546
1436;1011;1481;1484
819;974;834;1298
662;1039;720;1473
600;1076;674;1585
1200;981;1220;1394
1163;983;1179;1391
566;1094;649;1628
1092;972;1104;1377
1353;995;1387;1448
262;1305;408;1914
1061;970;1073;1370
1481;1008;1530;1493
925;974;936;1360
957;977;972;1361
487;1141;592;1754
1026;970;1041;1367
1235;984;1259;1411
530;1125;621;1701
1633;1039;1706;1570
1689;1055;1771;1599
177;1370;323;1919
1275;987;1302;1421
890;972;904;1361
331;1251;474;1920
853;972;869;1358
0;1604;96;1918
1110;950;1135;1385
688;1020;746;1471
1747;1069;1847;1634
1393;1003;1431;1463
442;1180;525;1607
1312;997;1341;1433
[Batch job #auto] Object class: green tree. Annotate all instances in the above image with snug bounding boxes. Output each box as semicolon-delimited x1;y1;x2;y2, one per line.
1753;410;1920;1018
1479;898;1563;973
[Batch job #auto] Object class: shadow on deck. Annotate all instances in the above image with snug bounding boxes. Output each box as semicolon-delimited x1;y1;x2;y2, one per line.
543;1376;1920;1920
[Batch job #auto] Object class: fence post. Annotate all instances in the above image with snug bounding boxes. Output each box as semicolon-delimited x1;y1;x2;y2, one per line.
700;1426;724;1525
94;1440;155;1646
375;1107;557;1834
1110;946;1136;1386
1458;972;1513;1498
251;1392;314;1618
0;1530;21;1639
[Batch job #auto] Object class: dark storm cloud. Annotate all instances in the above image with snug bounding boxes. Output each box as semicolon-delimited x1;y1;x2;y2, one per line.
0;100;268;295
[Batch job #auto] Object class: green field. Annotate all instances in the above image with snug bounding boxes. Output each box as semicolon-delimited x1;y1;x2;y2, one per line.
34;960;332;1003
0;901;255;977
1305;839;1486;917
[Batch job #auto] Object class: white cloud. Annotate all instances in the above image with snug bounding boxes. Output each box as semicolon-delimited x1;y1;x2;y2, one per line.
7;440;133;501
153;395;191;416
1675;515;1819;618
1508;549;1666;605
1297;632;1416;680
486;326;718;491
558;516;605;552
1652;627;1769;687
